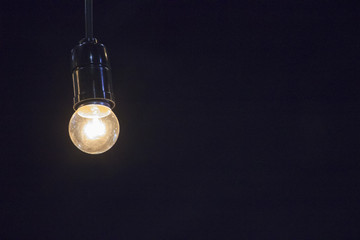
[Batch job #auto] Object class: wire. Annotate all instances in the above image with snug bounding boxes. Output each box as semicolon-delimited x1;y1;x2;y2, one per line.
85;0;93;39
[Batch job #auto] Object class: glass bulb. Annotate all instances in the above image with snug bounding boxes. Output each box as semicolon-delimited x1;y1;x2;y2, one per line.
69;104;120;154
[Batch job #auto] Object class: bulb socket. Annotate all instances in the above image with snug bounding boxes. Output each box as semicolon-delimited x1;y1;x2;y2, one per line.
71;38;115;110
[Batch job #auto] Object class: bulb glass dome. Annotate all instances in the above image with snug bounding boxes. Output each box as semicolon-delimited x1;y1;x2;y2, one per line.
69;104;120;154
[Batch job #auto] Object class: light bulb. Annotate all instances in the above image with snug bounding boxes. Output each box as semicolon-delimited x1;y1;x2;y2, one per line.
69;104;120;154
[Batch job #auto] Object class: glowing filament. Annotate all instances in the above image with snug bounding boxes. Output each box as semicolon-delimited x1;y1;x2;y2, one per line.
83;118;106;139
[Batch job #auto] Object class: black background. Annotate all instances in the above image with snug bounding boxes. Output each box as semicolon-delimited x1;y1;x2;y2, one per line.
1;0;360;239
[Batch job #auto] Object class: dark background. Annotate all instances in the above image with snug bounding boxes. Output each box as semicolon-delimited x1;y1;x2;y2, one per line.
0;0;360;239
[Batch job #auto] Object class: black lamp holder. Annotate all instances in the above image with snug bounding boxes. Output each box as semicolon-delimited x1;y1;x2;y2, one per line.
71;0;115;110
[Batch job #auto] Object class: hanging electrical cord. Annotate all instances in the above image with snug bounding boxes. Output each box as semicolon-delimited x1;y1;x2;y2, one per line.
85;0;93;39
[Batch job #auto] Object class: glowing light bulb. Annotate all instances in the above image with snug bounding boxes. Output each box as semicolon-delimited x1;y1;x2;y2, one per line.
69;104;120;154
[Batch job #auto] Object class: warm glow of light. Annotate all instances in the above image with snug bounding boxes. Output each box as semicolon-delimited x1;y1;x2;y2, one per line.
83;118;106;139
69;104;120;154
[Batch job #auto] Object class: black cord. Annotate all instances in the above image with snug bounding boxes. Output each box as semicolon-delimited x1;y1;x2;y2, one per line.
85;0;93;39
